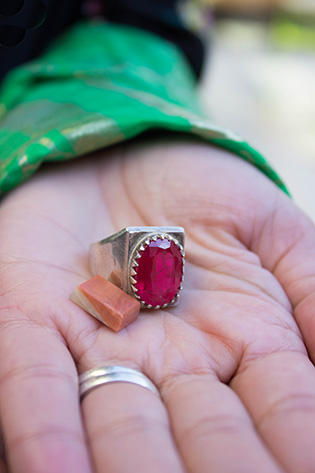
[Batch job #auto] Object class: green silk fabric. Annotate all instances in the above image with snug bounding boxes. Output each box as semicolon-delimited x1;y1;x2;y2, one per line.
0;21;288;196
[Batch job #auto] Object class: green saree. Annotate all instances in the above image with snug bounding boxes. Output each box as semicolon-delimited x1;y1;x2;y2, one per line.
0;20;288;196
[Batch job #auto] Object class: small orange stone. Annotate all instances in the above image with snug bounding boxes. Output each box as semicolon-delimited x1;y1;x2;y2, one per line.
70;275;140;331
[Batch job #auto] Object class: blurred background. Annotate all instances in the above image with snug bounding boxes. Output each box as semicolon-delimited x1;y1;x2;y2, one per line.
190;0;315;219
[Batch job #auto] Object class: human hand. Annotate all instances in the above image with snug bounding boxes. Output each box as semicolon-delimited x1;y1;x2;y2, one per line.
1;138;315;473
0;458;7;473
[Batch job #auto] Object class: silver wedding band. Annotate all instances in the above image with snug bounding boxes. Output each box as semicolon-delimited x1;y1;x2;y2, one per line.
79;366;160;400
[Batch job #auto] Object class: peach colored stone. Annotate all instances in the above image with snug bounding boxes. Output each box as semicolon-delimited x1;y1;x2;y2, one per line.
70;275;140;332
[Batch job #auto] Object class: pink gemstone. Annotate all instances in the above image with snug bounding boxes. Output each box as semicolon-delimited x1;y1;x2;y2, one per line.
134;238;183;307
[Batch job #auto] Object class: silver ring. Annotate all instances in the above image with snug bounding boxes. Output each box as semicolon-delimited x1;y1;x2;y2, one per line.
79;366;160;400
89;226;185;309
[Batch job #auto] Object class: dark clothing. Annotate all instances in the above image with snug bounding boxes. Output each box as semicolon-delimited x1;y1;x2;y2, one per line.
0;0;205;83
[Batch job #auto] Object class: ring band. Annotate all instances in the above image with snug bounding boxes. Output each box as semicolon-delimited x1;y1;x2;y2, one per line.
79;366;160;400
89;226;185;309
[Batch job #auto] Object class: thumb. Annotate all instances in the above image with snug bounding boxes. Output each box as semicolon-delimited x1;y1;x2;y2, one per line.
250;189;315;360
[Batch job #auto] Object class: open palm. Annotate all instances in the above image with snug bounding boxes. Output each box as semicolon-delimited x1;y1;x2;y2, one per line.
1;138;315;473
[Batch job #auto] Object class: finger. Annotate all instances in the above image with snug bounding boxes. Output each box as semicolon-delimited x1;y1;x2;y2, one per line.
232;350;315;473
161;372;284;473
0;433;6;473
0;322;92;473
81;379;184;473
0;459;7;473
248;188;315;360
0;426;4;463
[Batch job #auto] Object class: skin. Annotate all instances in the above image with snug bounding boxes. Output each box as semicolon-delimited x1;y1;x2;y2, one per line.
1;138;315;473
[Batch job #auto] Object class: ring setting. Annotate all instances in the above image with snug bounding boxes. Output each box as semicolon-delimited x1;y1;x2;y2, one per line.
89;227;185;309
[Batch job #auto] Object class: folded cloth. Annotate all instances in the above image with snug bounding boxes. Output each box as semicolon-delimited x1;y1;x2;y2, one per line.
0;20;289;196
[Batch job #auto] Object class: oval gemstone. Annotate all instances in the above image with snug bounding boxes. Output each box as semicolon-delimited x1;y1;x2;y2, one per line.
134;237;183;307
